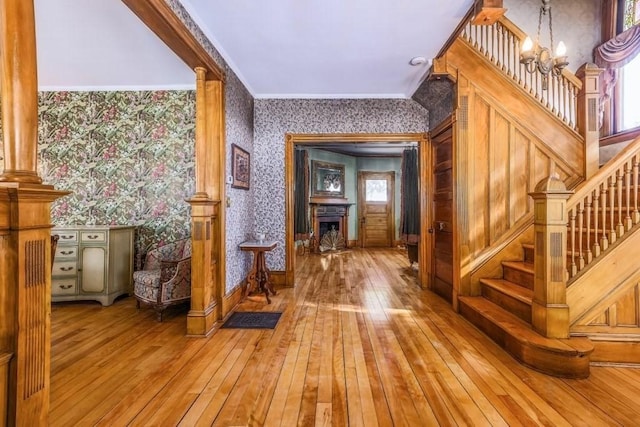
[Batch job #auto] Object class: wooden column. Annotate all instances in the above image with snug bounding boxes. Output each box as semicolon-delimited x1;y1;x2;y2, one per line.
576;63;603;180
529;173;573;338
0;0;41;184
0;0;68;423
187;68;223;336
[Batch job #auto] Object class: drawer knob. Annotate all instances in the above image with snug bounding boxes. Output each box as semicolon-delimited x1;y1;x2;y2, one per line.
61;250;74;255
87;235;99;240
60;284;72;290
60;266;74;272
61;235;74;240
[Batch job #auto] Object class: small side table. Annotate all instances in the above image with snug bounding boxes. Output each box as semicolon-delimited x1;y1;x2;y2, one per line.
239;240;277;304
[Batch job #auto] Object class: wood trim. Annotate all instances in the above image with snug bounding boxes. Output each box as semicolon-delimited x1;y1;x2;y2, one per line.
221;282;246;319
121;0;224;81
285;133;430;288
600;126;640;146
269;271;287;287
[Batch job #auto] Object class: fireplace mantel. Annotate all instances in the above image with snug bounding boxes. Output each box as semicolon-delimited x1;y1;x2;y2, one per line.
309;198;354;250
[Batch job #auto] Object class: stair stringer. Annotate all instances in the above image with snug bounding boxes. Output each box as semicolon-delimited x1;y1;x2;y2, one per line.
568;227;640;329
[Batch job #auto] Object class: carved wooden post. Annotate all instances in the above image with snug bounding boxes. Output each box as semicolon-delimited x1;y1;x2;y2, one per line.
0;0;68;423
187;67;221;336
576;63;603;180
529;173;573;338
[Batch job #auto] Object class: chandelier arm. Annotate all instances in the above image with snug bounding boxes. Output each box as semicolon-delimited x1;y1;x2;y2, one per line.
549;6;554;54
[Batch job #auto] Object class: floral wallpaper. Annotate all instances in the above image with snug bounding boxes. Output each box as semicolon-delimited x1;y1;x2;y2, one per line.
35;90;196;258
254;99;429;270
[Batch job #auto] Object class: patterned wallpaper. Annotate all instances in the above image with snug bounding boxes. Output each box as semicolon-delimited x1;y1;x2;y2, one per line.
254;99;429;270
504;0;601;72
37;91;195;256
412;78;454;129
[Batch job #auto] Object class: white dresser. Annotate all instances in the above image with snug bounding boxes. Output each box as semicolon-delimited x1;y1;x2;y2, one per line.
52;225;135;306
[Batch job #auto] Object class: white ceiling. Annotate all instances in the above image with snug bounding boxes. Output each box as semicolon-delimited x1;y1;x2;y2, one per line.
35;0;195;91
34;0;473;97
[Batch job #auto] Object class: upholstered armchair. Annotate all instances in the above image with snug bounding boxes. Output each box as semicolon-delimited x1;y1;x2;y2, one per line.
133;238;192;321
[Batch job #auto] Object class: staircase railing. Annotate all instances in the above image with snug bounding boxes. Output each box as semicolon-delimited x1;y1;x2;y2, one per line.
460;16;582;132
566;136;640;280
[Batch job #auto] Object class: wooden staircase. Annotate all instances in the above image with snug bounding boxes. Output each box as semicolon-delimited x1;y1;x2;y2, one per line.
459;244;593;378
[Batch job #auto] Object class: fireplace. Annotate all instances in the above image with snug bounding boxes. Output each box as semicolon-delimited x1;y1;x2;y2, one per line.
310;197;354;252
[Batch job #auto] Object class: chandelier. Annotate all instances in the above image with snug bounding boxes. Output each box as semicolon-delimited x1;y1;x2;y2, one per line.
519;0;568;90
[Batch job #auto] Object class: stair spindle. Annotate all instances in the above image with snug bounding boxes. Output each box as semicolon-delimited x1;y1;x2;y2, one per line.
577;203;585;271
634;157;640;224
609;176;617;243
625;162;633;230
601;185;609;250
616;170;625;237
593;189;601;257
569;208;577;277
585;195;593;263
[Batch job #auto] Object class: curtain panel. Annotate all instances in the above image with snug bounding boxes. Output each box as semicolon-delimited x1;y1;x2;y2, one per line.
400;147;420;244
595;24;640;102
294;149;310;241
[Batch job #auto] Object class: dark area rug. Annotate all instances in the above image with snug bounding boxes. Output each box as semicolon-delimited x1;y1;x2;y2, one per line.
221;311;282;329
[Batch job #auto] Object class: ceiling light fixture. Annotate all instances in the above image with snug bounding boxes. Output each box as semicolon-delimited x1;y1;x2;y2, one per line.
409;56;427;66
519;0;568;90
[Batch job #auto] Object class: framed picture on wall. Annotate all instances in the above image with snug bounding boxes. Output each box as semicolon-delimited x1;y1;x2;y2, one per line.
231;144;250;190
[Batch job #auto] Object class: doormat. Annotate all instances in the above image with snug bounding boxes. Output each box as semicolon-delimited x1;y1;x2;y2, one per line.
220;311;282;329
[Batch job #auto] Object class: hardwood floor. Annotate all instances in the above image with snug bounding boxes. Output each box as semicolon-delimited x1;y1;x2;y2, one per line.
51;248;640;426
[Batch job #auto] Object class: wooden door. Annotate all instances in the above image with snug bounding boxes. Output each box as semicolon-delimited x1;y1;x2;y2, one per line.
431;123;454;302
358;171;395;247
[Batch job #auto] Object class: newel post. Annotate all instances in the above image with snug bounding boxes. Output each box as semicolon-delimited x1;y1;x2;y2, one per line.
576;63;603;180
529;173;574;338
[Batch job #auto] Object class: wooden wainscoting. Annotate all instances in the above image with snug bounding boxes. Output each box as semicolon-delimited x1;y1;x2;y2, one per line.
50;248;640;425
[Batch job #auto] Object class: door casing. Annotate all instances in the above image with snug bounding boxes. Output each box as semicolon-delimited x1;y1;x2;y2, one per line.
284;133;432;288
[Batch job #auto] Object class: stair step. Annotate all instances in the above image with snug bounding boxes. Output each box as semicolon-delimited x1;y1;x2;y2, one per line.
502;261;534;289
522;243;534;264
480;278;532;323
458;296;593;378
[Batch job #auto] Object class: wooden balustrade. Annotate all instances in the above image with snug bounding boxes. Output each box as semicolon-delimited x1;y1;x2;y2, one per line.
461;16;581;132
566;136;640;280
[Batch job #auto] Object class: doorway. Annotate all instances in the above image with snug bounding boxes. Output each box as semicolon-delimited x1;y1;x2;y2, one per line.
284;133;431;287
357;171;395;248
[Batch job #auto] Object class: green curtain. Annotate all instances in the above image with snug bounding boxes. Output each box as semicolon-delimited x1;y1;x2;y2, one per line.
400;147;420;244
294;149;310;241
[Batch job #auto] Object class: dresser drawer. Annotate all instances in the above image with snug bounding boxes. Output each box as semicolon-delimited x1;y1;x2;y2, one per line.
52;278;76;295
55;245;78;259
56;231;78;243
81;231;106;243
52;261;77;276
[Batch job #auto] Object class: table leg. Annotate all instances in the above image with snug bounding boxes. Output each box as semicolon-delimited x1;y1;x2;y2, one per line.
244;250;260;300
259;252;276;304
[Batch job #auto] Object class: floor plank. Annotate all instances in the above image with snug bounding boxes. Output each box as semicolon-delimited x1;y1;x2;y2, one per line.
50;248;640;426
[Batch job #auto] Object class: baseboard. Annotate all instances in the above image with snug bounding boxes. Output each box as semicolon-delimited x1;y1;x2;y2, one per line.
270;270;287;287
588;337;640;365
222;281;246;319
348;240;358;248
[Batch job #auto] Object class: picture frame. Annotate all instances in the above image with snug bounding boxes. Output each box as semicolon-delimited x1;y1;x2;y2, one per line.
311;160;345;198
231;144;250;190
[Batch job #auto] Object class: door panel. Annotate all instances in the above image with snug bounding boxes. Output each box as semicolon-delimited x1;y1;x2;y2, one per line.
358;171;395;248
432;123;454;303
